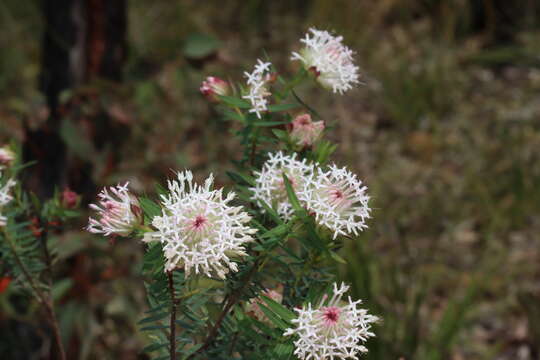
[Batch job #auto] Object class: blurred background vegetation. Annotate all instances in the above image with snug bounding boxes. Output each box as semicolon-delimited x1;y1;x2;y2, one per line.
0;0;539;359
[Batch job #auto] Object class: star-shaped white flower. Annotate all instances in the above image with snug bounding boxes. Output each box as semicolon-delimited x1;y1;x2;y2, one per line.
292;28;360;94
285;283;378;360
147;171;256;278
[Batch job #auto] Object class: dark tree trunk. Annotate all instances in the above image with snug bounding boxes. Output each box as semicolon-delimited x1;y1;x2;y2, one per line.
25;0;126;198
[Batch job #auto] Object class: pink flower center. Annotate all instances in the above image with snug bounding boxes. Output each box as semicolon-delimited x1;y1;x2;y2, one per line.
331;189;343;199
191;215;207;230
322;306;341;326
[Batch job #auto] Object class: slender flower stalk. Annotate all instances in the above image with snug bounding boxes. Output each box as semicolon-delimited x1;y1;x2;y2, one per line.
147;171;256;278
285;283;378;360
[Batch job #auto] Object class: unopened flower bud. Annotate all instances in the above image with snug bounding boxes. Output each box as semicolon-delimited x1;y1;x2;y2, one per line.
0;277;12;294
86;183;141;237
61;188;80;209
289;113;325;147
0;146;16;169
200;76;229;102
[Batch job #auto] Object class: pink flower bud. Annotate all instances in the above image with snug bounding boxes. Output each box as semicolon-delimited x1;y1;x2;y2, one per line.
289;113;325;147
61;188;80;209
0;146;15;168
200;76;229;102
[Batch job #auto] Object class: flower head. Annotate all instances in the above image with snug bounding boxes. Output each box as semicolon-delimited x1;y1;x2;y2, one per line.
147;171;256;278
292;28;360;94
247;286;284;325
301;164;370;239
285;283;378;360
0;146;15;169
200;76;229;102
289;113;325;147
62;188;80;209
250;152;314;220
242;59;273;118
0;173;16;227
86;183;141;236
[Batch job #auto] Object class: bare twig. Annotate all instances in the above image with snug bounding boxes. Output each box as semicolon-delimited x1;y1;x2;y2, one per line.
168;271;178;360
38;221;66;360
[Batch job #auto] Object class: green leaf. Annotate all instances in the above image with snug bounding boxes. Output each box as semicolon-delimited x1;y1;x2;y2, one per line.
140;324;169;331
182;33;220;59
272;129;288;141
260;223;291;239
267;103;300;112
217;95;251;109
51;278;73;301
329;251;347;264
261;295;295;322
258;304;289;330
253;198;284;225
138;312;169;325
253;120;289;127
226;171;256;187
139;197;161;220
141;342;168;353
273;343;294;358
282;174;303;215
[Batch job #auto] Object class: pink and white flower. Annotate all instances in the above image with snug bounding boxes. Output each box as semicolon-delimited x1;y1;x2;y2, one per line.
300;164;370;239
250;151;314;221
0;146;15;169
200;76;229;102
292;28;360;94
289;113;325;147
86;183;141;236
147;171;256;278
284;283;378;360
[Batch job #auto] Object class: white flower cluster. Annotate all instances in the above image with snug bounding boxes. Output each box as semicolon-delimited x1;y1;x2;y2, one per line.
87;183;141;236
243;59;273;118
250;151;313;221
303;164;370;239
285;283;378;360
251;152;370;239
292;28;359;94
0;172;16;227
147;171;256;278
